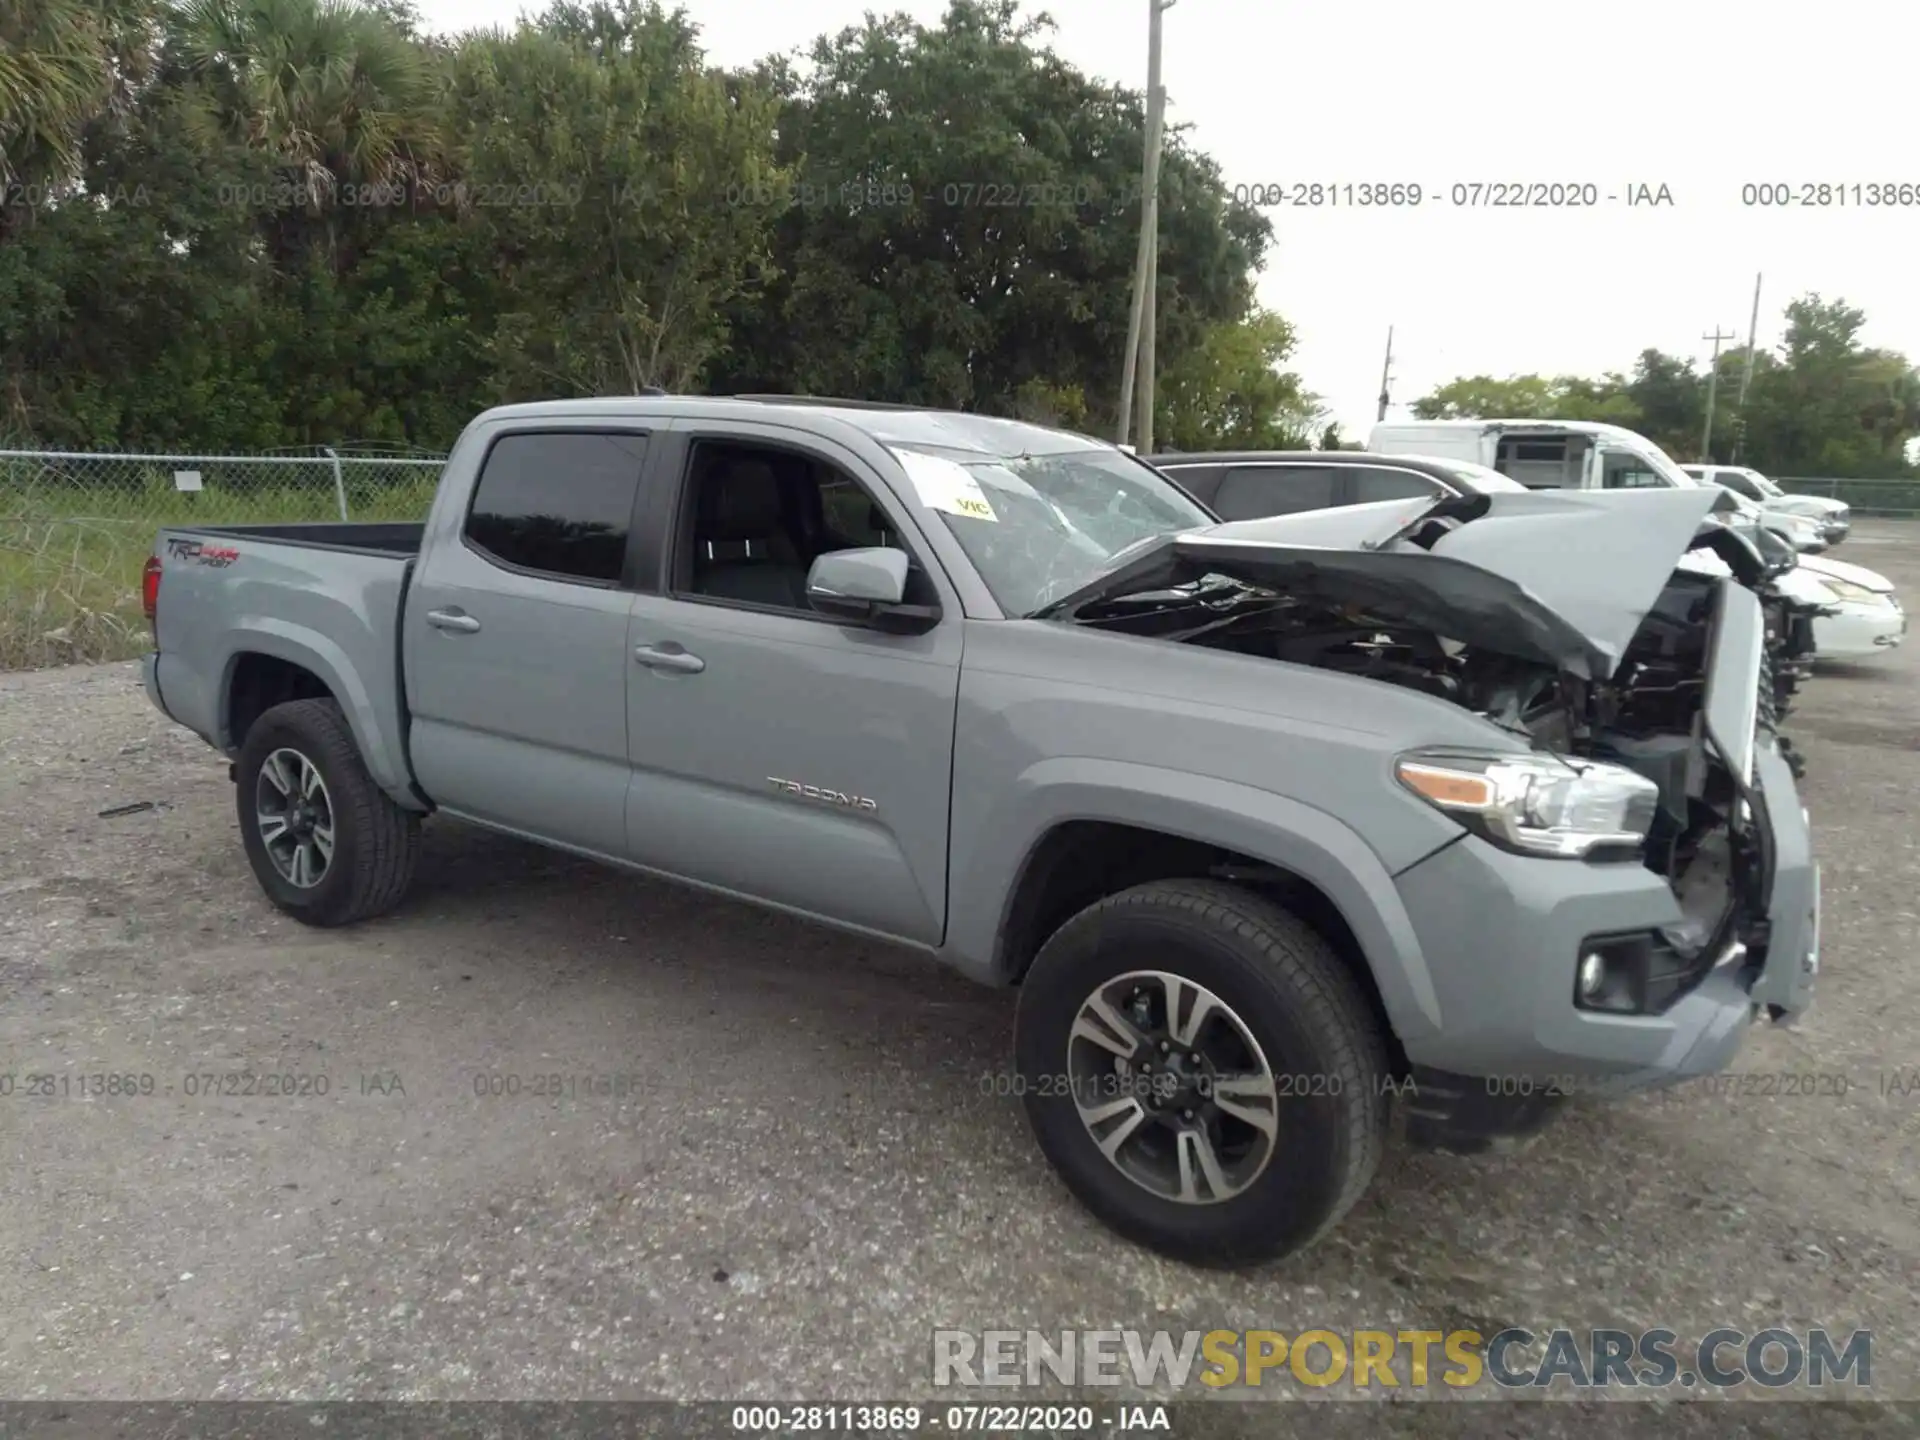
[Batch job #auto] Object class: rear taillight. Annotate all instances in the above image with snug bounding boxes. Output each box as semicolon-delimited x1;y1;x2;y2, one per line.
142;554;162;625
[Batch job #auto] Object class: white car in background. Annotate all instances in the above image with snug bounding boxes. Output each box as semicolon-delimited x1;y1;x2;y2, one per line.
1778;551;1907;661
1682;464;1850;550
1674;473;1901;660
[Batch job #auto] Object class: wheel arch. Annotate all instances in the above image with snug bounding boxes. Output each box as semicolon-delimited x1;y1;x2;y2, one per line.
216;626;421;808
950;760;1446;1055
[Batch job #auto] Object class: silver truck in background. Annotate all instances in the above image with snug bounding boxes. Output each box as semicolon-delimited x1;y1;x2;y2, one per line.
140;396;1820;1267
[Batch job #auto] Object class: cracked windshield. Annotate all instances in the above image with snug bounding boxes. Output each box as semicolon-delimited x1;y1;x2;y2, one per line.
889;445;1213;615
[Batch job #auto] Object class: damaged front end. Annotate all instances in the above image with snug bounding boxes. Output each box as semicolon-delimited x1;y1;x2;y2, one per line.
1044;487;1811;1022
1728;521;1822;763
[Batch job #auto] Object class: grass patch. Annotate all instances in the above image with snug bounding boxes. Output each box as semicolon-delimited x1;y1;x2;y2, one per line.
1;457;441;670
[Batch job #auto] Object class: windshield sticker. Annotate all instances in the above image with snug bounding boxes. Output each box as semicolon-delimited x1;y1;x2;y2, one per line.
896;450;998;522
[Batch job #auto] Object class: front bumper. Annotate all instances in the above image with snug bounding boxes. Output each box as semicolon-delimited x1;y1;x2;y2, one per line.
1391;589;1816;1097
1813;596;1906;659
1392;802;1811;1088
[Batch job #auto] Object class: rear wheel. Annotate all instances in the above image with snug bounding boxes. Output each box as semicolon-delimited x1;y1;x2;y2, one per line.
235;698;421;926
1014;879;1391;1267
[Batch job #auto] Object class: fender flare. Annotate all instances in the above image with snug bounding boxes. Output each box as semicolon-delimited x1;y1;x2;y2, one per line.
217;621;419;807
948;757;1445;1044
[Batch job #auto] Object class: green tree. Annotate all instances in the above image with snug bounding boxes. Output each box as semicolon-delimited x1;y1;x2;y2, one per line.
1740;296;1920;475
1411;373;1563;420
1412;295;1920;477
167;0;445;270
1155;309;1318;451
1;0;1302;457
710;0;1270;426
443;1;783;397
0;0;158;227
1623;349;1702;457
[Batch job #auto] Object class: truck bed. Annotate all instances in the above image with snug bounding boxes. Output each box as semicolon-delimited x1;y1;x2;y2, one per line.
184;521;425;558
148;521;422;804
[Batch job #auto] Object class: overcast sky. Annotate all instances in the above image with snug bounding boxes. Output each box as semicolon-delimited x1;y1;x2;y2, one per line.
414;0;1920;438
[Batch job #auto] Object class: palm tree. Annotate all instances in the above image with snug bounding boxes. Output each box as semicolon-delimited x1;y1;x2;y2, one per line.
0;0;157;195
168;0;442;219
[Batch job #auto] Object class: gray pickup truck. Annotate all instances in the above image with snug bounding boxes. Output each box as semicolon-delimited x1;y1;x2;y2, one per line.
141;395;1819;1267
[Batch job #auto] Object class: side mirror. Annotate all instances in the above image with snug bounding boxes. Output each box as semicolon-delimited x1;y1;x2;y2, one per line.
805;547;940;633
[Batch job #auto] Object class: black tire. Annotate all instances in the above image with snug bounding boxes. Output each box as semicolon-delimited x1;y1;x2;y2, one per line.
235;698;421;927
1014;879;1391;1267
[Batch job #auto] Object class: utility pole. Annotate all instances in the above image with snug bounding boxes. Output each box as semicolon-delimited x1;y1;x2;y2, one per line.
1136;114;1164;455
1116;0;1176;449
1699;326;1736;462
1730;272;1763;463
1376;325;1395;421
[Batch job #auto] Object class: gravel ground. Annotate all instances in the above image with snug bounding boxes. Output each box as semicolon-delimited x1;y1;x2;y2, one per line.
1;521;1916;1434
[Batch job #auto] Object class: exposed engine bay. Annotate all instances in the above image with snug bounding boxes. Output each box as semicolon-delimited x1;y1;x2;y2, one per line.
1062;503;1784;1012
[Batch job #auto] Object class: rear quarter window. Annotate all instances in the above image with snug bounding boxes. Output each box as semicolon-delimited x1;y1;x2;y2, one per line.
1349;467;1444;504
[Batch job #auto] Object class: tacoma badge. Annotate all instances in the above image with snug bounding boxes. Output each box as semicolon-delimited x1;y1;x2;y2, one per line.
767;776;878;812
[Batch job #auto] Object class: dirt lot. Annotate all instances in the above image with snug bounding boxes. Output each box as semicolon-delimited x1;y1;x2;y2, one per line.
2;522;1917;1432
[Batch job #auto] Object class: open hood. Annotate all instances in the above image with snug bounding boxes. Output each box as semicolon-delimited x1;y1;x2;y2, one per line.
1045;487;1731;681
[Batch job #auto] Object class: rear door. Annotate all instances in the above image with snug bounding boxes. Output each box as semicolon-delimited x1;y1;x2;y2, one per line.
404;425;652;856
620;420;964;945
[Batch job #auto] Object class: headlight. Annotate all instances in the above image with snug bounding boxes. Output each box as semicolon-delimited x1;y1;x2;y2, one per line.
1818;576;1881;604
1395;750;1660;859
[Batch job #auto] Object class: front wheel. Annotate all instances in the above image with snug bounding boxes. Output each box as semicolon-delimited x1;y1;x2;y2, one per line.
235;698;421;927
1014;879;1392;1267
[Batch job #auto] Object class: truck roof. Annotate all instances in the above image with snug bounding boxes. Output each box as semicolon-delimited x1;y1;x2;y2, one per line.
471;394;1111;459
1373;418;1649;445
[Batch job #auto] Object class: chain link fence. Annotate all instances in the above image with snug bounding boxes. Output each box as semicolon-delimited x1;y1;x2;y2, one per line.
5;446;1915;672
1774;476;1920;518
1;448;446;670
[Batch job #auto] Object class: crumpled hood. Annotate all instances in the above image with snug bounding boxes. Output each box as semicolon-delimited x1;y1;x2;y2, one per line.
1052;487;1732;681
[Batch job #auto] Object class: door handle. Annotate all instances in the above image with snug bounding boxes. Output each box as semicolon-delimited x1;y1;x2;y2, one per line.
633;643;705;674
426;609;481;633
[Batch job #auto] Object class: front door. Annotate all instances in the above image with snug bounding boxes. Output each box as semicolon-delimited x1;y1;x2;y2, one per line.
622;424;963;945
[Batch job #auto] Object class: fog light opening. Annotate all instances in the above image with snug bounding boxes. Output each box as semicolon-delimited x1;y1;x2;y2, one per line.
1574;934;1667;1014
1578;952;1607;999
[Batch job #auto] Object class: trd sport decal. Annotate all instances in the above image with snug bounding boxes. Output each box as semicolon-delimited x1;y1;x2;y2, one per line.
165;537;240;567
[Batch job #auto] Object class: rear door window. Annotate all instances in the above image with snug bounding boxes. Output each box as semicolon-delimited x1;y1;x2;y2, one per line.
465;432;649;583
1212;466;1341;519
